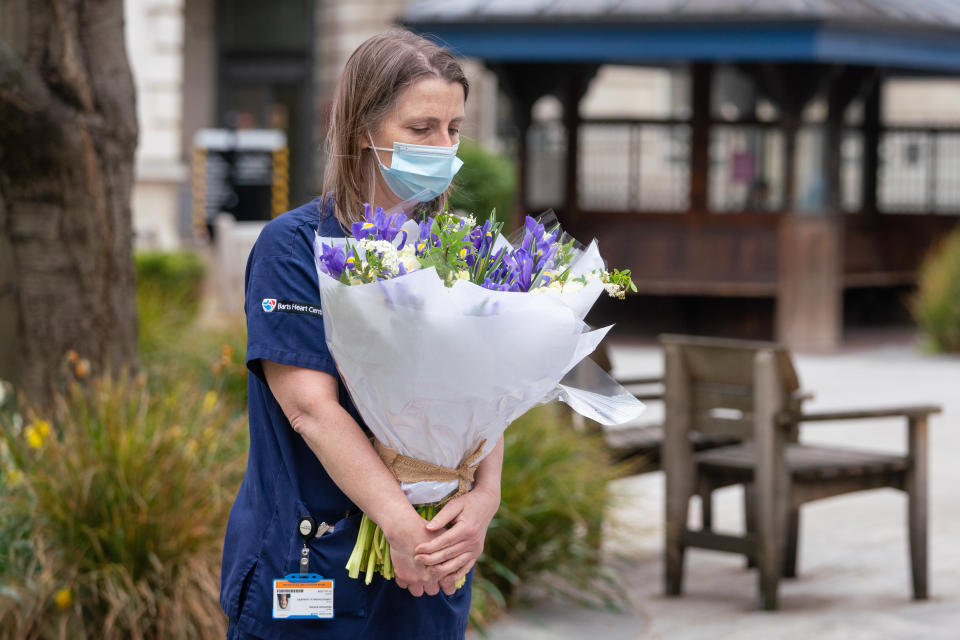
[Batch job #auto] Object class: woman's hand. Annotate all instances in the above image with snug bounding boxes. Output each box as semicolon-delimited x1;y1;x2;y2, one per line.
413;485;501;595
382;511;444;597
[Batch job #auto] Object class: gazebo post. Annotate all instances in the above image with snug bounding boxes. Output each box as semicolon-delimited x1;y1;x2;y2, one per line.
862;76;882;216
776;68;843;352
562;69;590;220
514;97;533;230
689;62;713;215
777;68;871;351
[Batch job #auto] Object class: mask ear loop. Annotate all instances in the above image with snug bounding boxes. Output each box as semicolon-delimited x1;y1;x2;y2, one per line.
367;132;392;168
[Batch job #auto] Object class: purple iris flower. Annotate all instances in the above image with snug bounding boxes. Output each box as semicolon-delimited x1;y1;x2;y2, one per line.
520;216;542;253
318;243;347;279
351;204;408;243
481;276;519;292
506;248;534;291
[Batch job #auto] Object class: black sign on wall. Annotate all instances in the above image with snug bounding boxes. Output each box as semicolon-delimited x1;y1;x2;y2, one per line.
191;128;289;236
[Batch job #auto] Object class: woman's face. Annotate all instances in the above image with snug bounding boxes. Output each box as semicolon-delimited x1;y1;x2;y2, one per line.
366;77;466;167
361;76;465;210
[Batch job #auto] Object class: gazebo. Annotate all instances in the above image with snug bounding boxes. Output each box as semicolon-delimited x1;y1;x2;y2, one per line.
405;0;960;351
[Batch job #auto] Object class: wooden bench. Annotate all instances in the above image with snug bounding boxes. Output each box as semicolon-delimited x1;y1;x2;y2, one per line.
584;350;742;473
660;334;941;610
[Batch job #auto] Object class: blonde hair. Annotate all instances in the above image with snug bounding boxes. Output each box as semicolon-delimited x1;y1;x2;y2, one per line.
321;29;469;226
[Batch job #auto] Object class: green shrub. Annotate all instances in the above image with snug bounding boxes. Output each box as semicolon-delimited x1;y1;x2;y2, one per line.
134;249;248;413
135;251;206;357
450;140;517;223
0;373;247;640
471;404;626;627
913;226;960;352
139;318;249;415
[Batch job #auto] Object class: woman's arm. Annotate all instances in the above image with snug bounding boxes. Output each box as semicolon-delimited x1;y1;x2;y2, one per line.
414;435;504;594
262;359;442;597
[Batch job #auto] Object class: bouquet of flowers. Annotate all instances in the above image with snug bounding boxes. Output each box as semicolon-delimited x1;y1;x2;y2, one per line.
315;205;644;586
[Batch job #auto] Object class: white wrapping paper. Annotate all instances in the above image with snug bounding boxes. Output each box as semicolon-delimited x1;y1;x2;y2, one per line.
315;224;644;504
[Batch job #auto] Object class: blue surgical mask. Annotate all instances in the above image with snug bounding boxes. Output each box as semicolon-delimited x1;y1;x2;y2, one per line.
368;133;463;203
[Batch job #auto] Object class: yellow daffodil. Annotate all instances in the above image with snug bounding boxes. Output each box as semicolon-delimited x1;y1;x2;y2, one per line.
25;425;44;449
202;391;218;413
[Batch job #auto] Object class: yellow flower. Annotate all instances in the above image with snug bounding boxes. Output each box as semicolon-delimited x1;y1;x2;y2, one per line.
221;344;234;360
185;439;199;458
54;588;72;610
167;426;183;440
202;391;218;413
65;350;79;364
24;419;51;449
25;427;43;449
5;468;23;488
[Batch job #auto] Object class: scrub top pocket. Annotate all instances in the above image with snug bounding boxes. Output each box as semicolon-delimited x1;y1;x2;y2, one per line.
289;507;367;617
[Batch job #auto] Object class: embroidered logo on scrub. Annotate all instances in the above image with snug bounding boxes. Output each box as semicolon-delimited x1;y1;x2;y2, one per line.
262;299;322;317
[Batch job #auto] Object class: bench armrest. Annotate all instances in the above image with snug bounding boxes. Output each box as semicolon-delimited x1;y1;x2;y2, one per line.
778;405;941;426
616;375;663;387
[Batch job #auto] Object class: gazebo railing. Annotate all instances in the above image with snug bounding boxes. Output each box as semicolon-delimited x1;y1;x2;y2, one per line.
528;118;960;217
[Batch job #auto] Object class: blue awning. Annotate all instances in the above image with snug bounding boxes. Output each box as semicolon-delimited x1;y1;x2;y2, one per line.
403;1;960;72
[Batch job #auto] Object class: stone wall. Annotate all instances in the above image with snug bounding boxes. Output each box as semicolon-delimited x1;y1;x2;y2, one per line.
124;0;188;249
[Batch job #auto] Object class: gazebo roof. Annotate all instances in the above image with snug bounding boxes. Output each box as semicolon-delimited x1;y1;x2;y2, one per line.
404;0;960;71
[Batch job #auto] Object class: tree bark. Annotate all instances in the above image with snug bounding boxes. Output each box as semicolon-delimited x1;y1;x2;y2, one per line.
0;0;138;405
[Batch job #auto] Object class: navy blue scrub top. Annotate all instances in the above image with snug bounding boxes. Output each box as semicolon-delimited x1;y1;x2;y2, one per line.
220;197;472;640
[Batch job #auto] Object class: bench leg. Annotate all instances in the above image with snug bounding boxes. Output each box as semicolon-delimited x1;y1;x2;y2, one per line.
757;498;783;611
783;507;799;578
744;484;757;569
700;485;713;530
665;498;688;596
907;415;929;600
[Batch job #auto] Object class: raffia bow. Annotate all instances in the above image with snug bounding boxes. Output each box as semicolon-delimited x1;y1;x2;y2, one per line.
373;438;487;499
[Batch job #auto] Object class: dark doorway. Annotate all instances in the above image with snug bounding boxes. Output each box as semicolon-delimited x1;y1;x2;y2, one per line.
216;0;315;214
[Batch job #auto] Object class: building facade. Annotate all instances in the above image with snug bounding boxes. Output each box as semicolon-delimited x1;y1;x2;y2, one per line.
124;0;500;249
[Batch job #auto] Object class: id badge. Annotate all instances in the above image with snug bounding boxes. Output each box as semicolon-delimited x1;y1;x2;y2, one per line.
273;573;334;619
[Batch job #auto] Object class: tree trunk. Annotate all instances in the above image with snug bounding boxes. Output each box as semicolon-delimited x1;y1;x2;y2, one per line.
0;0;138;405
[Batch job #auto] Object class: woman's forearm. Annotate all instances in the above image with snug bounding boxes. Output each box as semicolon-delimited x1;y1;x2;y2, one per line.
473;435;503;501
295;401;424;538
262;360;421;539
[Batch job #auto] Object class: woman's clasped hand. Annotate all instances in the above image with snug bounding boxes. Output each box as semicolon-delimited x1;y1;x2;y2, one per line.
384;482;500;597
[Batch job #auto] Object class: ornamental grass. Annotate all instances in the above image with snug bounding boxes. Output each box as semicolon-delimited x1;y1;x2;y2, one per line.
0;369;247;640
470;403;629;627
913;225;960;352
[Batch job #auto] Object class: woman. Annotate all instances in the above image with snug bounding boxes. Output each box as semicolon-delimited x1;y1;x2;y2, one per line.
220;30;503;640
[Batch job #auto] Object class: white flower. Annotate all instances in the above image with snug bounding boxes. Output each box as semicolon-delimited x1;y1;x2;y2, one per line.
359;239;400;276
398;245;421;273
561;281;584;294
603;282;625;299
456;270;470;281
